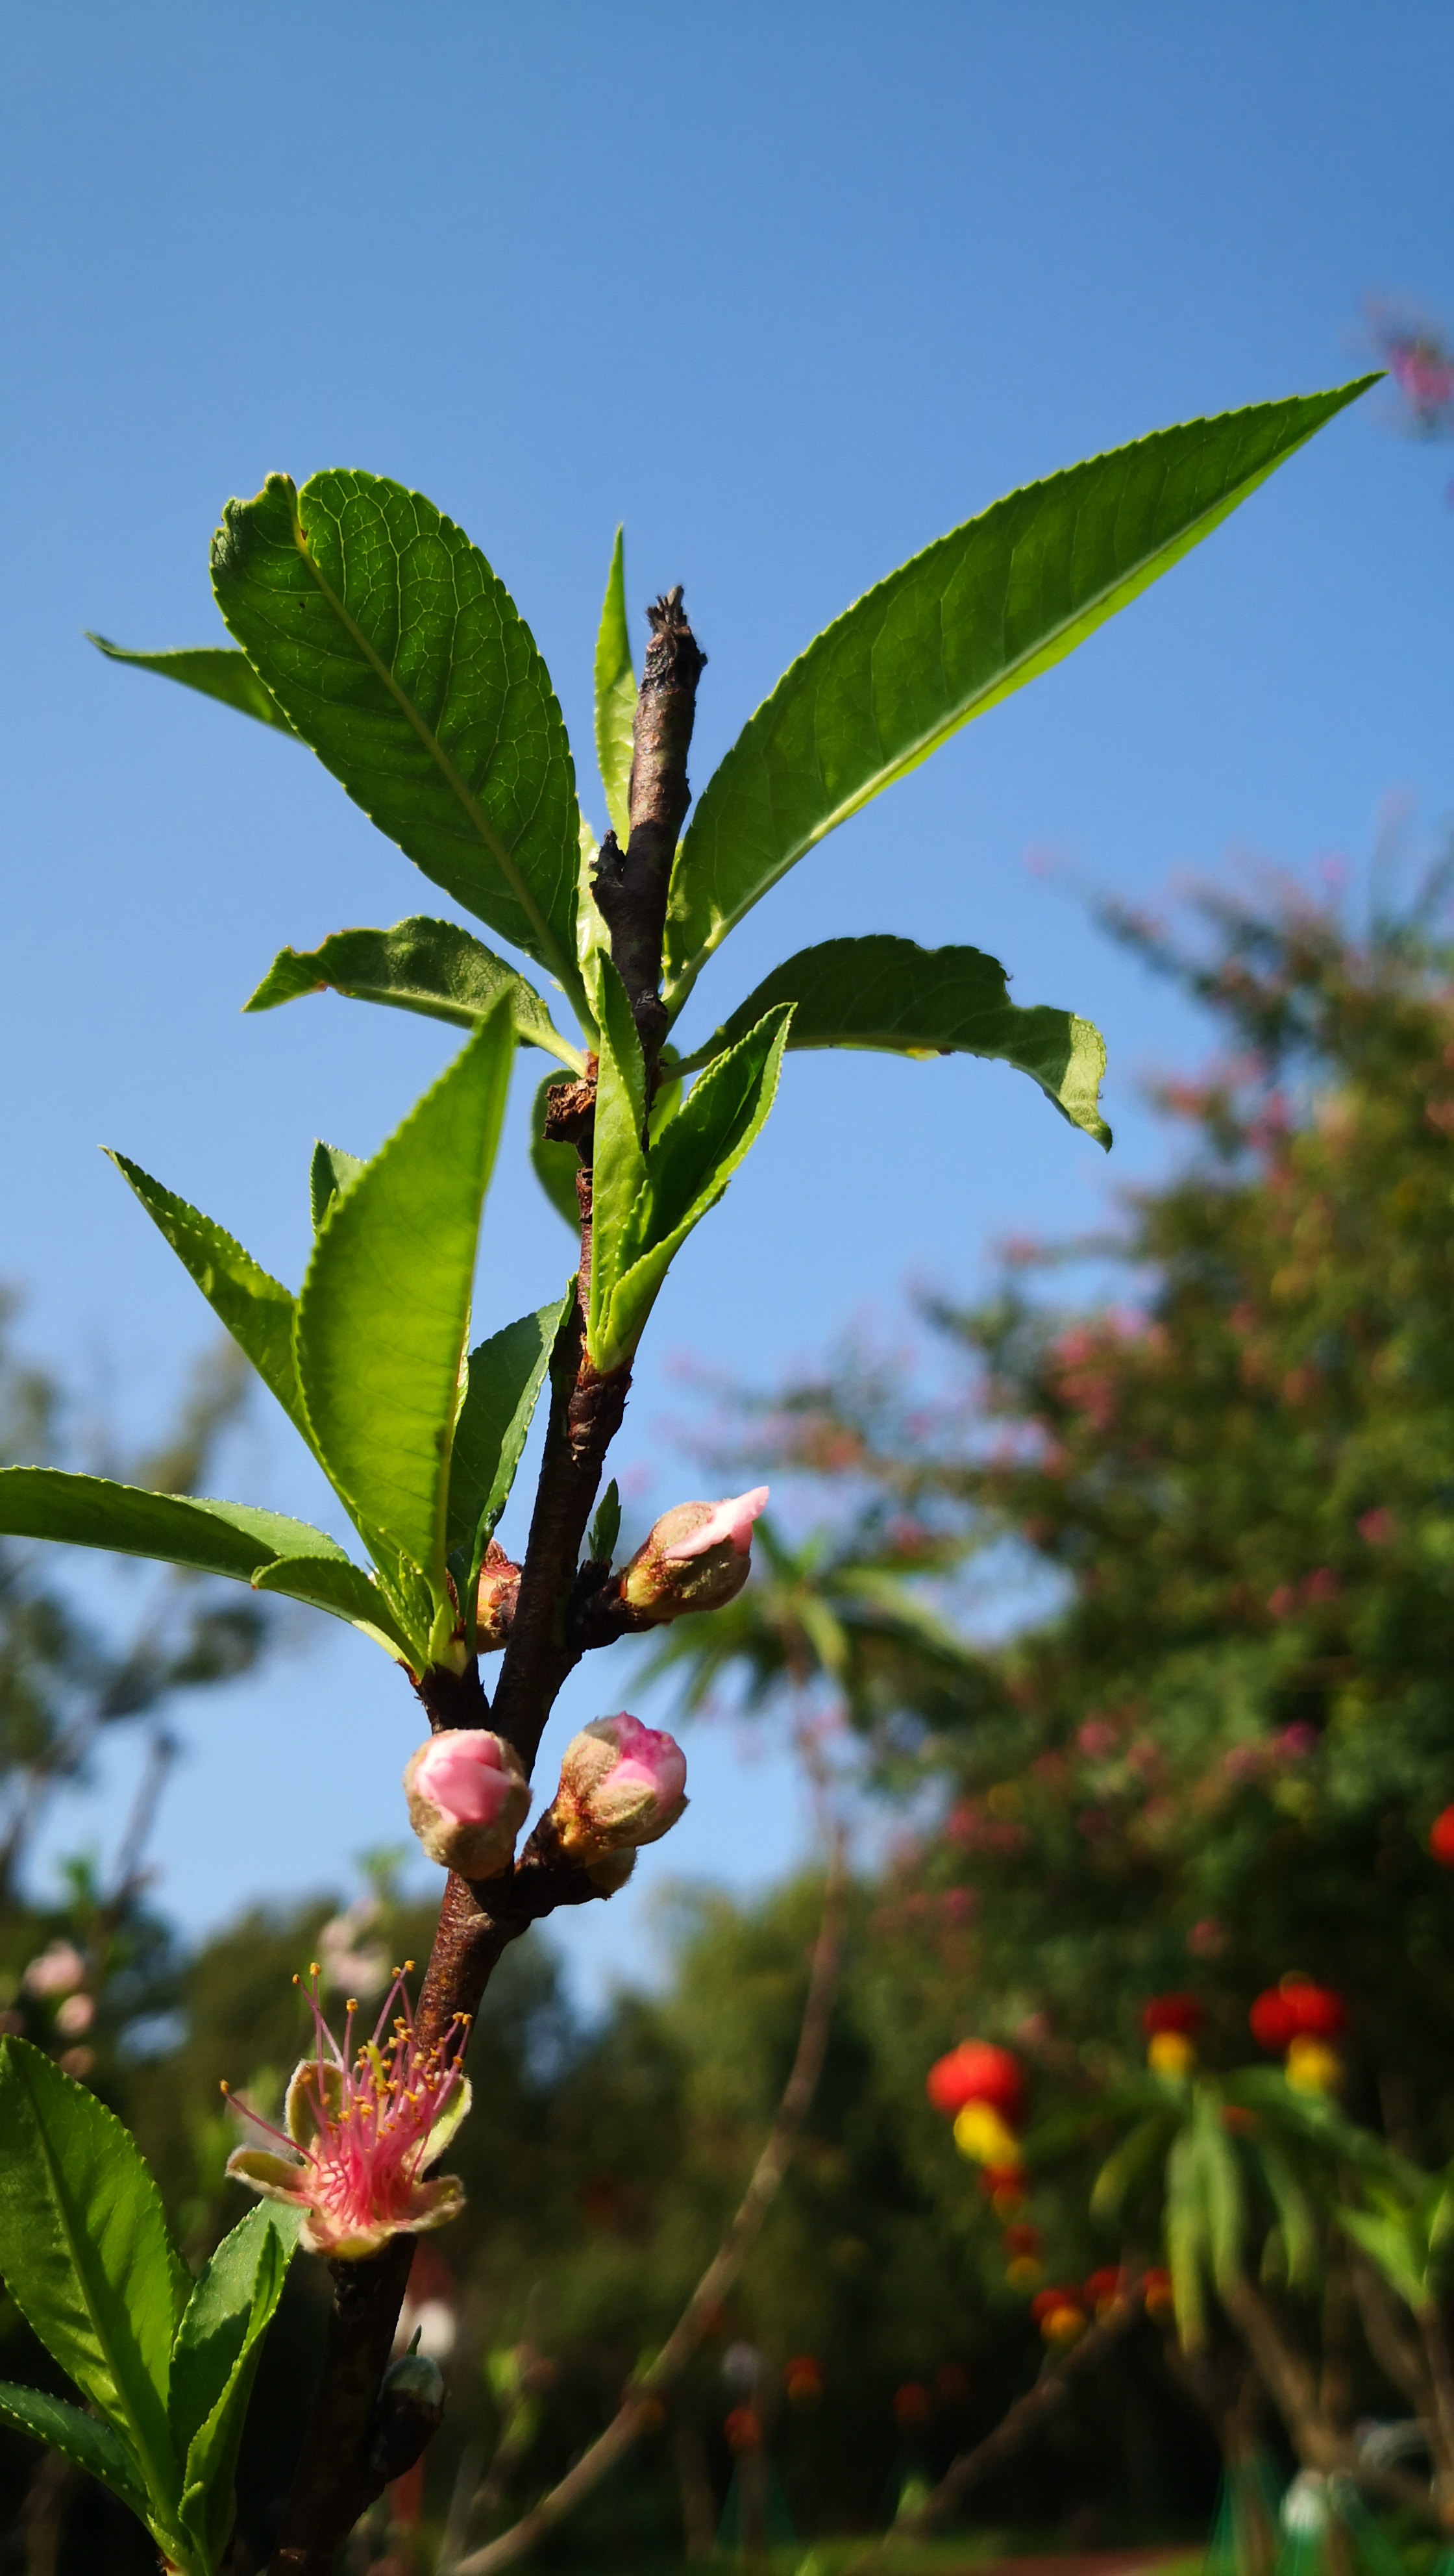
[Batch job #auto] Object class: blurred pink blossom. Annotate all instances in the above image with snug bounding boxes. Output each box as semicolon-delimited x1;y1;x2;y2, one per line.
1274;1722;1320;1761
1078;1720;1118;1759
23;1942;85;1998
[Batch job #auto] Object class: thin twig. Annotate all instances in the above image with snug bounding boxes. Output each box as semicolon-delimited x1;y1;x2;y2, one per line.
445;1838;850;2576
837;2292;1148;2576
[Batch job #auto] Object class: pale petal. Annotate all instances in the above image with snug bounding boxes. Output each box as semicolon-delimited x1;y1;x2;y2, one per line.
663;1486;768;1560
227;2147;308;2204
419;2078;472;2172
286;2055;344;2147
408;2172;466;2231
301;2212;398;2259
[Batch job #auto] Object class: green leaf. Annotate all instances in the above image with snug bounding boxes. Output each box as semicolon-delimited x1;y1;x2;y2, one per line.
1254;2135;1317;2294
1164;2125;1209;2351
211;471;584;1007
1336;2203;1429;2313
588;1478;621;1566
0;2039;186;2515
1193;2090;1244;2294
529;1071;583;1232
590;1003;791;1374
87;634;293;734
171;2203;299;2571
0;1470;351;1587
447;1294;573;1568
594;527;636;847
169;2202;297;2466
245;917;584;1071
295;1006;515;1595
693;935;1110;1145
250;1554;415;1663
310;1139;366;1232
1089;2112;1175;2224
663;380;1377;1001
586;960;650;1359
574;808;611;1028
0;2381;151;2523
105;1152;307;1435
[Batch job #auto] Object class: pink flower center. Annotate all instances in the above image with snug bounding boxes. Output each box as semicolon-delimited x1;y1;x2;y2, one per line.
236;1972;467;2236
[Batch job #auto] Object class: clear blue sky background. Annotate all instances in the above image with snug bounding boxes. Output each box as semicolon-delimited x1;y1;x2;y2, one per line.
1;5;1450;2003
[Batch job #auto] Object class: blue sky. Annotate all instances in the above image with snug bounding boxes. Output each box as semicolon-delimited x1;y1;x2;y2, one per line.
1;4;1450;2003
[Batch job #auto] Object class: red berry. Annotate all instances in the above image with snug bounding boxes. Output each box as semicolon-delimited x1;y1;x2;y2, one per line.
1140;1992;1203;2037
925;2040;1027;2124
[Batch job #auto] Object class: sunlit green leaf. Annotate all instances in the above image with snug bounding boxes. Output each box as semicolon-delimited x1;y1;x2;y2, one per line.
693;935;1109;1144
105;1152;306;1435
575;809;610;1027
0;2040;186;2516
250;1553;416;1663
211;472;584;1006
309;1140;366;1232
296;1008;514;1593
594;527;636;847
587;960;649;1361
590;1004;791;1374
171;2203;299;2570
663;381;1377;1002
245;917;583;1070
0;2381;151;2524
588;1478;621;1566
0;1470;349;1587
87;635;293;734
447;1294;573;1572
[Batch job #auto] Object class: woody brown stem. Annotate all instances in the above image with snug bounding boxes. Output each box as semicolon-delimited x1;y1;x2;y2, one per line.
487;1169;631;1772
591;586;705;1066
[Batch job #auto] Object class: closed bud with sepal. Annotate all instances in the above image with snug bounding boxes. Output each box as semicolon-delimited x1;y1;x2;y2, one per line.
404;1728;530;1877
543;1713;687;1864
618;1487;769;1624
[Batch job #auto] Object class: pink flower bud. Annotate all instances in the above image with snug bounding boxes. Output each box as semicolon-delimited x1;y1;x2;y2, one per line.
474;1542;520;1652
404;1729;530;1879
617;1487;769;1624
544;1714;687;1863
